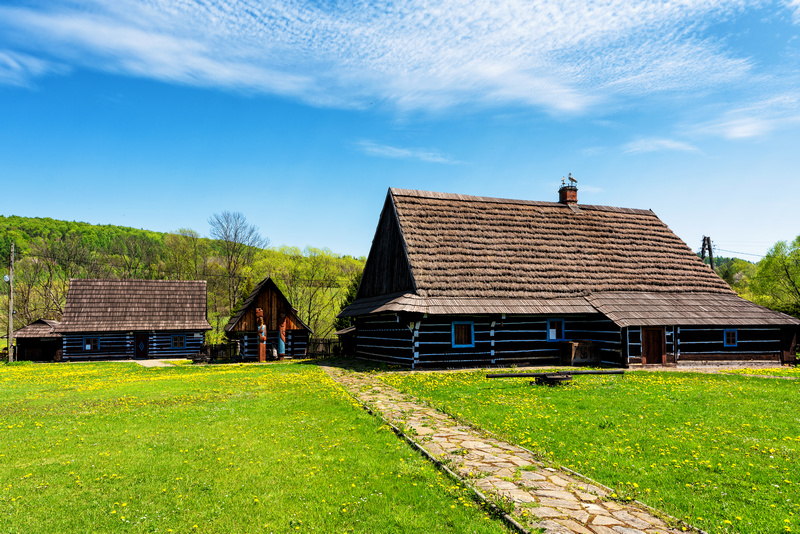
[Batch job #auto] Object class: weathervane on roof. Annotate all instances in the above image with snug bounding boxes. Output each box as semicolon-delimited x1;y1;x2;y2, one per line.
558;173;579;204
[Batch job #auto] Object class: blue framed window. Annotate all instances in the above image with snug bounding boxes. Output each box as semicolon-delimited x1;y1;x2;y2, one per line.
452;322;475;348
723;329;737;347
83;337;99;351
547;319;564;341
171;335;186;349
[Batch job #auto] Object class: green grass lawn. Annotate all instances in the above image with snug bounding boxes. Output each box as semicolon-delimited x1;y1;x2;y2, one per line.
380;369;800;534
0;361;510;534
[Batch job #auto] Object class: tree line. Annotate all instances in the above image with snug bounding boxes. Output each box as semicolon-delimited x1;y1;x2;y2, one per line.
701;235;800;317
0;214;364;343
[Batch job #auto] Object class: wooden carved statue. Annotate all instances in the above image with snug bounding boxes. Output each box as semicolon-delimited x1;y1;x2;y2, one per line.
278;314;286;360
256;308;267;363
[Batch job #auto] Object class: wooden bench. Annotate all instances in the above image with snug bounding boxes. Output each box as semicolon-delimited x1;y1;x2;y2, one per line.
486;369;624;386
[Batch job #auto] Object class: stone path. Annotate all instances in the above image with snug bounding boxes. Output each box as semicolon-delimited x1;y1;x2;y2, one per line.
321;363;692;534
134;359;177;367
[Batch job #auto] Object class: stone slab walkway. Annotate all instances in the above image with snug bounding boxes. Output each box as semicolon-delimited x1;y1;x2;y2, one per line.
321;363;692;534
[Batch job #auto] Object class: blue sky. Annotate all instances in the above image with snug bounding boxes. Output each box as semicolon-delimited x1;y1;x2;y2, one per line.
1;0;799;260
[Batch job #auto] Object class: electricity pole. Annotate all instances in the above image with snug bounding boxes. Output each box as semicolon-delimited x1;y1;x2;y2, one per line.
700;236;715;271
7;242;13;362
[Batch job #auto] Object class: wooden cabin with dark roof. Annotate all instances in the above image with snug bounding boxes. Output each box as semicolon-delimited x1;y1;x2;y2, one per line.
13;319;62;361
338;186;800;368
55;279;211;360
224;277;312;360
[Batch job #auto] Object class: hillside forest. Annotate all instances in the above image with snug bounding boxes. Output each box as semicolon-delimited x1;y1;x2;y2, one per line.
0;214;365;344
2;215;800;348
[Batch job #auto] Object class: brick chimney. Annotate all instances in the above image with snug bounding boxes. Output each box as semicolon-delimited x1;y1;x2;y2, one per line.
558;184;577;204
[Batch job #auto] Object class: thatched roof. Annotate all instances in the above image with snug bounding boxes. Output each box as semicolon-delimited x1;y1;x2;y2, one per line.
341;188;799;326
13;319;62;339
56;279;211;333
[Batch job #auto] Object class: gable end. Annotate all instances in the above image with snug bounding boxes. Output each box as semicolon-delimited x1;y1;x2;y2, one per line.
356;191;416;299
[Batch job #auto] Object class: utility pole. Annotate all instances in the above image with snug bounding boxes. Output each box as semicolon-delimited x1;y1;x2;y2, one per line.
707;238;715;272
7;242;13;362
700;236;715;271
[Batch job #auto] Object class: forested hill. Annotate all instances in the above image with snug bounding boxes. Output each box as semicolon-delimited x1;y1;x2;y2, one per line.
0;214;365;341
0;215;165;258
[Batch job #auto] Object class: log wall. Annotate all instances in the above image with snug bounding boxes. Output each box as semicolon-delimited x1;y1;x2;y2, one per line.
625;325;785;363
355;313;622;368
354;314;415;365
62;331;204;360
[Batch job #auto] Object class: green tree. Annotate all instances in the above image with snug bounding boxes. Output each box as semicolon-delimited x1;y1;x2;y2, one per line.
750;236;800;317
333;269;362;332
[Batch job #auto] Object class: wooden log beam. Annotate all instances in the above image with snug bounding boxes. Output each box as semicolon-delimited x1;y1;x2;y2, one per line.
486;370;625;379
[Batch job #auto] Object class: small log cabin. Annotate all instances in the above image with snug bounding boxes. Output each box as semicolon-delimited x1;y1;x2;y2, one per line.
55;279;211;360
13;319;63;361
338;186;800;368
224;277;312;360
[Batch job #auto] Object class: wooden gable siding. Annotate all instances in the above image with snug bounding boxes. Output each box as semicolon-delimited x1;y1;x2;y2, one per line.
354;312;623;368
356;194;415;300
228;290;305;332
61;330;204;360
225;278;311;334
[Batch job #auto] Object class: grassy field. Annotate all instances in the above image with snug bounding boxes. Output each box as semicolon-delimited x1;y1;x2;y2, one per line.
0;361;510;534
380;369;800;534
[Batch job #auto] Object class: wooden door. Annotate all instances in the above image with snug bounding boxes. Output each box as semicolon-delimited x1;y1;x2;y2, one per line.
641;327;665;365
134;333;149;359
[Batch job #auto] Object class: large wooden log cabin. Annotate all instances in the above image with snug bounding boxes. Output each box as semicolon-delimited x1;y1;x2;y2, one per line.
55;279;211;360
338;186;800;368
224;277;312;360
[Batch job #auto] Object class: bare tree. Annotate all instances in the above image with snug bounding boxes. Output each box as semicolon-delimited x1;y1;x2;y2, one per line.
208;211;268;310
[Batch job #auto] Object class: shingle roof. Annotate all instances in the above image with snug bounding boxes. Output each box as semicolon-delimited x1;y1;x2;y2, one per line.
390;188;732;298
13;319;62;339
55;279;211;333
341;188;799;326
587;292;800;327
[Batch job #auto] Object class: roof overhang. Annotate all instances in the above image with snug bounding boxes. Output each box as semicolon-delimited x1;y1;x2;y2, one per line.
586;291;800;328
340;290;800;329
338;292;596;317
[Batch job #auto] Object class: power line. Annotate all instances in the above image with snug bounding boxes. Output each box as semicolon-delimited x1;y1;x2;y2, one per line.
713;248;765;259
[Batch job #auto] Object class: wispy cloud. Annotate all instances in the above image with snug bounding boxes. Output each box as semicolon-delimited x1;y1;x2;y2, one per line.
788;0;800;23
622;137;701;154
693;93;800;139
356;140;462;164
0;1;773;113
0;49;59;86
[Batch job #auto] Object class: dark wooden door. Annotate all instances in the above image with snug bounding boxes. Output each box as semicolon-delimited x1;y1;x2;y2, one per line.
134;333;149;359
641;327;665;365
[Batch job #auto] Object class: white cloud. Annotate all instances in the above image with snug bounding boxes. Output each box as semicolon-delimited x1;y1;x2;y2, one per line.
0;1;767;113
693;94;800;139
787;0;800;23
356;140;462;164
623;138;701;154
0;49;58;86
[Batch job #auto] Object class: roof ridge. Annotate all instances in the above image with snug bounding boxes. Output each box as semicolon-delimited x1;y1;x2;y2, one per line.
388;187;653;215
